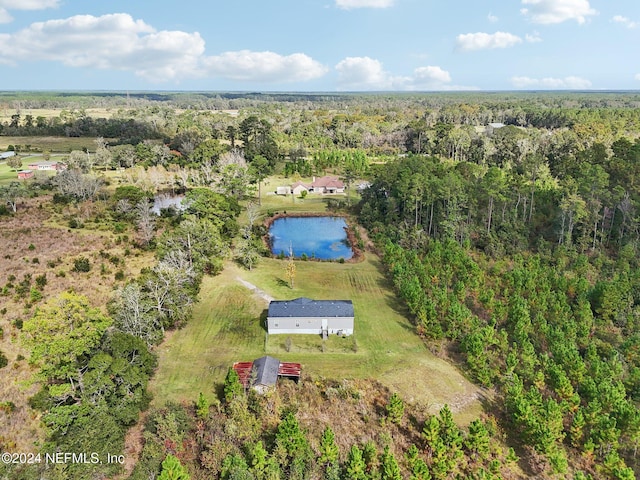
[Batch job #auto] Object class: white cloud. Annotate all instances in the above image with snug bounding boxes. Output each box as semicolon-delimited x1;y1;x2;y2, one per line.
0;0;60;23
521;0;597;24
613;15;638;28
203;51;328;83
487;13;499;23
335;57;391;89
0;14;203;80
335;57;467;91
0;13;327;84
511;75;592;89
456;32;522;52
335;0;394;9
635;74;640;81
525;32;542;43
0;9;11;23
0;0;59;9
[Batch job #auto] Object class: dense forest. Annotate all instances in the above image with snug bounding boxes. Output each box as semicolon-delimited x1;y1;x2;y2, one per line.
2;91;640;479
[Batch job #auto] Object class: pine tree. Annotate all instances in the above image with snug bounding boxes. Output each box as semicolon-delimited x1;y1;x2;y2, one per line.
249;441;268;480
362;441;378;476
386;392;405;424
196;392;209;419
405;445;431;480
344;445;367;480
224;367;243;403
379;446;402;480
158;454;190;480
465;419;490;460
318;426;339;466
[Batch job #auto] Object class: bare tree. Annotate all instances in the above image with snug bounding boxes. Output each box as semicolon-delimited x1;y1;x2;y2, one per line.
145;263;194;329
112;283;161;347
54;169;103;201
246;201;260;227
0;182;25;213
135;200;156;247
115;198;133;217
67;150;96;172
151;143;172;166
219;148;247;168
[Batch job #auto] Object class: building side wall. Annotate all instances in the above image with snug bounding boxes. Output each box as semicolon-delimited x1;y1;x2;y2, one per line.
267;316;354;335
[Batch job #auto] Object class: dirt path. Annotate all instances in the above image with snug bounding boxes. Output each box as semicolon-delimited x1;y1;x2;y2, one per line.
236;277;274;303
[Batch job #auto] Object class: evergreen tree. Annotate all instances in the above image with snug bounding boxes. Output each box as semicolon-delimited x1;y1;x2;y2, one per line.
379;446;402;480
386;392;405;424
318;426;339;466
196;392;209;419
158;454;190;480
224;367;243;403
344;445;367;480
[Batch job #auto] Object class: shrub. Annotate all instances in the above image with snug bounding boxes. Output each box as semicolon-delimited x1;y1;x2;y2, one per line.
31;257;39;264
72;257;91;272
56;270;66;278
35;273;47;289
28;243;35;251
68;218;81;229
0;351;8;369
13;319;23;330
114;270;125;281
30;287;42;303
0;401;15;414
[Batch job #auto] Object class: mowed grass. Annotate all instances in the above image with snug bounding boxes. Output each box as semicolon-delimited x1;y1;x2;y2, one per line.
254;175;361;215
0;136;117;153
150;254;484;423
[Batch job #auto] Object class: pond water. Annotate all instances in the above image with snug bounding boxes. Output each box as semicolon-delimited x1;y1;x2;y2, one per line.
269;216;353;260
151;193;186;215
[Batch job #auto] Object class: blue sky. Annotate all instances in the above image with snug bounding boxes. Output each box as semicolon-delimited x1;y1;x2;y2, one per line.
0;0;638;91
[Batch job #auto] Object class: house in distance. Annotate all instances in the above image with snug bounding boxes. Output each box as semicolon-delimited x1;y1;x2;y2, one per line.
267;297;354;338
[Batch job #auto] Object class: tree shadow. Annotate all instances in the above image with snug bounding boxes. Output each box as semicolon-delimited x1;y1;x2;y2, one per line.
275;277;290;288
259;308;268;333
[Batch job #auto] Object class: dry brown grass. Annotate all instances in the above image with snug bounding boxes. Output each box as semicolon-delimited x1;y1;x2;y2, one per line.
0;196;156;453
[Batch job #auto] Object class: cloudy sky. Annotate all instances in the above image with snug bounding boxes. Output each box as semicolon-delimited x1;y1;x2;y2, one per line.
0;0;638;91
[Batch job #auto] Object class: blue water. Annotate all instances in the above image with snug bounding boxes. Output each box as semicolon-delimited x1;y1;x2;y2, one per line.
269;216;353;260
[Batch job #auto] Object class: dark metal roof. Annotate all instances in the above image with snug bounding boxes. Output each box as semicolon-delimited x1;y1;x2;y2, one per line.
252;356;280;387
268;297;354;318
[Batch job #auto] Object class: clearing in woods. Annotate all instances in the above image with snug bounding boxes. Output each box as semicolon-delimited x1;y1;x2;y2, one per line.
150;253;485;423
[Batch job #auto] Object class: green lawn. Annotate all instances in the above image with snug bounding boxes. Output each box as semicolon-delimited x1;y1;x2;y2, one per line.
149;254;484;423
0;136;117;153
253;175;360;215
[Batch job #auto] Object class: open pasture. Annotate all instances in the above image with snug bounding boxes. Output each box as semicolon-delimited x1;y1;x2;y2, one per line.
150;254;484;423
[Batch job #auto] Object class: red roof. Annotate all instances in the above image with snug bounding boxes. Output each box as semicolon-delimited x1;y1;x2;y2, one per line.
232;359;302;388
312;176;344;189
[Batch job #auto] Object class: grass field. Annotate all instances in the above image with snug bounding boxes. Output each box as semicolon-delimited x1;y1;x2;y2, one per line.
149;254;485;424
0;136;116;153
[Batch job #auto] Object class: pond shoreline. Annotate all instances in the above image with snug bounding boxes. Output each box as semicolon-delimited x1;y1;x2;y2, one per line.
262;212;364;263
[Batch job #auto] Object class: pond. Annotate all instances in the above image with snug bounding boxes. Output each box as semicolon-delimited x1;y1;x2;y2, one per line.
269;216;353;260
151;193;186;215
